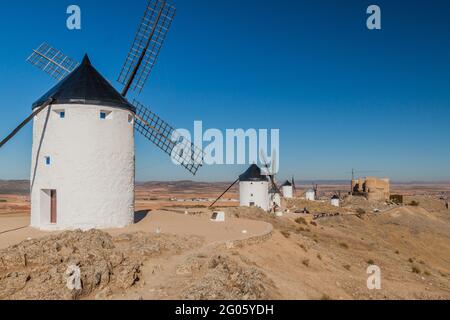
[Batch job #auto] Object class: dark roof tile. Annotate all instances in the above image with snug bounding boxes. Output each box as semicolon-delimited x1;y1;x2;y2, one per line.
33;55;134;112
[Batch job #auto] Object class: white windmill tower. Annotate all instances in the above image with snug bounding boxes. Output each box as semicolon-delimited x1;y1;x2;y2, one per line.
208;164;270;212
331;195;340;207
238;164;270;211
0;0;203;230
281;180;294;199
305;189;315;201
209;149;283;212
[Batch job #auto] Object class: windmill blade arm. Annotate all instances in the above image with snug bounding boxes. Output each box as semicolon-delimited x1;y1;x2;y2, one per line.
209;179;240;208
269;175;283;197
27;43;79;81
132;100;204;176
118;0;176;96
0;99;54;150
259;149;271;175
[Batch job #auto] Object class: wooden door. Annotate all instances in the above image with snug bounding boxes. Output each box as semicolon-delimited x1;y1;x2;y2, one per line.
50;190;57;224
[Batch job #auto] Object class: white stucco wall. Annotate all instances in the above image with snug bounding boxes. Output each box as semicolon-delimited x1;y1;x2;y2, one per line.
331;198;340;207
269;192;282;208
305;191;315;201
282;186;293;199
30;104;135;231
239;181;269;211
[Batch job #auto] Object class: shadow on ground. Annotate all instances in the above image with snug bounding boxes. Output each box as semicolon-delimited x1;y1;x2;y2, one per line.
134;210;151;224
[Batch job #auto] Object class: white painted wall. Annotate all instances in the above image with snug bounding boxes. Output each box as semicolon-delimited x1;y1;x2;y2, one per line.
269;192;282;208
282;186;293;199
331;198;340;207
30;104;135;231
305;190;315;201
239;181;269;211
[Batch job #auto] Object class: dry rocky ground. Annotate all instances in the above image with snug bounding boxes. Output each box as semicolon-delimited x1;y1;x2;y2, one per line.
0;180;449;300
0;230;203;300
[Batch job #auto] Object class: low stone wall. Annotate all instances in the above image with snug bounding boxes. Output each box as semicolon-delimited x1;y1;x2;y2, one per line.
219;224;274;250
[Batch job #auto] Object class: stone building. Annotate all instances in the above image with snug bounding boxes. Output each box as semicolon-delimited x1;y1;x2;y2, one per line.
352;177;390;201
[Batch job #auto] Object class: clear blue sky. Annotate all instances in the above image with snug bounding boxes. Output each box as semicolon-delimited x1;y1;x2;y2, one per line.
0;0;449;182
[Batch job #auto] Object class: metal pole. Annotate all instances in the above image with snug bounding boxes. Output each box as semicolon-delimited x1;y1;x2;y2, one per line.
0;99;54;150
209;179;240;208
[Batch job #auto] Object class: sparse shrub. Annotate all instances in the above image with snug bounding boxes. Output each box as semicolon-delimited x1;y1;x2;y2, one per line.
419;260;426;265
344;264;351;271
321;294;331;300
281;231;291;239
424;271;431;276
395;250;400;255
310;221;317;227
412;266;421;274
302;259;310;267
339;242;349;249
295;217;308;225
317;254;322;260
409;201;420;207
0;199;6;203
367;259;375;265
297;226;311;233
439;271;447;277
356;208;366;215
299;244;308;252
408;258;415;263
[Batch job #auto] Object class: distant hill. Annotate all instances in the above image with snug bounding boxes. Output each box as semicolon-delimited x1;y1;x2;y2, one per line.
0;180;30;195
1;179;448;196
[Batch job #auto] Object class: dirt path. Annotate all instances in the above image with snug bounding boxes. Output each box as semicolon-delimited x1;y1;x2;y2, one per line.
0;210;272;250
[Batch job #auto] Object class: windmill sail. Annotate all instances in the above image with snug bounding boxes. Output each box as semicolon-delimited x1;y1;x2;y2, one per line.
132;100;203;175
27;43;79;81
209;179;240;208
260;149;283;196
118;0;176;96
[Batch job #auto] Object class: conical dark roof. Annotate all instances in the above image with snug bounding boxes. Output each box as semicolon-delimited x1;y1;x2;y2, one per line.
239;164;268;182
282;180;293;187
33;55;134;112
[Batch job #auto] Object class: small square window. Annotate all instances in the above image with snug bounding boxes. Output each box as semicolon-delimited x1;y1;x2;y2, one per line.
60;112;65;119
100;112;107;120
44;157;51;166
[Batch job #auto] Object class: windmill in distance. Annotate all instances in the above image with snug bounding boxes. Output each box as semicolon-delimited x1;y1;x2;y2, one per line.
0;0;204;230
209;149;281;212
260;150;283;212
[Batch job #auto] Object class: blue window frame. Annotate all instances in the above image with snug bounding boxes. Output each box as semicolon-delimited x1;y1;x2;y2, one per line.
45;157;51;165
60;112;65;119
100;112;107;119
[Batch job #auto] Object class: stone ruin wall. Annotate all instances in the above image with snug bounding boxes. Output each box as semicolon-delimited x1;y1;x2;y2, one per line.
352;177;390;201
